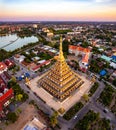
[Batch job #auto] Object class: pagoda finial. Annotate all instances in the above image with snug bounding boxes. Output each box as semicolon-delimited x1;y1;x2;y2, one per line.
59;36;64;61
60;36;63;53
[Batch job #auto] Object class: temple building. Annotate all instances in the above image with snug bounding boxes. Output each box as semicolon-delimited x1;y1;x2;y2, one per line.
38;37;84;102
69;45;91;72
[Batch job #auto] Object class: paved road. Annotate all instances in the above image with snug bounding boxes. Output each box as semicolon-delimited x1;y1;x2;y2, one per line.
91;101;116;127
58;80;116;130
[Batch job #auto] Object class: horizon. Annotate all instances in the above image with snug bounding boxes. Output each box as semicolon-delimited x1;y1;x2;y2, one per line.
0;20;116;22
0;0;116;21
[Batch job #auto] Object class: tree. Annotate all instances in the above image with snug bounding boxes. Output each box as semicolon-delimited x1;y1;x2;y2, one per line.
81;42;89;48
16;65;20;71
50;116;58;127
12;69;16;74
7;112;18;123
16;94;23;101
22;93;29;101
0;49;12;62
83;94;89;102
50;111;59;127
112;41;116;46
8;80;29;102
62;40;69;55
11;76;17;83
113;79;116;86
53;111;59;117
16;108;22;115
24;58;31;63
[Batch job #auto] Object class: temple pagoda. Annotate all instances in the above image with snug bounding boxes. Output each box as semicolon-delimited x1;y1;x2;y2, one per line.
38;37;84;102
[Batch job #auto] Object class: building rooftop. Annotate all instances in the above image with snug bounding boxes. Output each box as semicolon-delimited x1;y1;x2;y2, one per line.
101;55;112;62
33;60;50;72
4;59;14;68
69;45;91;53
0;80;13;112
0;62;7;73
99;69;107;76
82;53;89;64
22;117;46;130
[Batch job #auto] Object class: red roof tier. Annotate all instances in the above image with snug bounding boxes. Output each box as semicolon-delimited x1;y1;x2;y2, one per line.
0;62;7;72
69;45;91;53
82;53;89;63
0;88;13;112
4;59;14;68
32;60;50;71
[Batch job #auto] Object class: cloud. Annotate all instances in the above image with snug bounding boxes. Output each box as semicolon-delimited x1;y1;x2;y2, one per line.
95;0;112;2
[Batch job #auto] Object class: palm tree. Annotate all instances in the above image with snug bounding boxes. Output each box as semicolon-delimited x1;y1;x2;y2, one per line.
50;111;59;127
50;116;58;127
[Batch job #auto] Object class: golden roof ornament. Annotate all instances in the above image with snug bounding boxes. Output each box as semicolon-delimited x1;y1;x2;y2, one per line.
59;36;65;62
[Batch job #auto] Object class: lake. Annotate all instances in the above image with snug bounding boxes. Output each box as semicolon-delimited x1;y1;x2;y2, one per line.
0;34;38;51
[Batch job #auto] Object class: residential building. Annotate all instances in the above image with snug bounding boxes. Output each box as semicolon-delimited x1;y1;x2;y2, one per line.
0;75;14;117
69;45;91;72
14;54;25;63
0;62;7;74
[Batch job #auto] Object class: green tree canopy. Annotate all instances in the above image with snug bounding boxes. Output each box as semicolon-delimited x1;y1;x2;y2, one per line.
7;112;18;123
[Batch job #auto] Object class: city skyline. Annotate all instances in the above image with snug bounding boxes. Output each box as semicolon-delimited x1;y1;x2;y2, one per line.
0;0;116;21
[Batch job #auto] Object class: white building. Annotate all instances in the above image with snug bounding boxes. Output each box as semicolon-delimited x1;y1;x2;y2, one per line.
14;54;25;63
22;117;46;130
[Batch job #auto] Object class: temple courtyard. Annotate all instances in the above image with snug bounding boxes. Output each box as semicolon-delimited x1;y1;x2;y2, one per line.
28;72;91;114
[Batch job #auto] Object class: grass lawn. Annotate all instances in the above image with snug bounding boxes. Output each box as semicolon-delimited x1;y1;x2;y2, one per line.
89;82;99;97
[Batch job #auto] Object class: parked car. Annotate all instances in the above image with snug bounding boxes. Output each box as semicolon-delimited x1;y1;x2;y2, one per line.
73;115;77;119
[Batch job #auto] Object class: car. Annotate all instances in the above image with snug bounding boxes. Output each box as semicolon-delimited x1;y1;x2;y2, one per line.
103;108;108;113
33;92;37;96
73;115;77;119
103;110;107;113
27;91;30;93
26;85;31;90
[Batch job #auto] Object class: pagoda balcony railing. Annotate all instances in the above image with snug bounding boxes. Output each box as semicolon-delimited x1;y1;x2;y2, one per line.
49;68;73;81
40;79;84;101
48;71;73;83
42;78;61;91
60;78;83;93
60;78;80;92
42;82;58;94
47;75;60;85
61;75;79;86
51;67;69;76
60;80;84;96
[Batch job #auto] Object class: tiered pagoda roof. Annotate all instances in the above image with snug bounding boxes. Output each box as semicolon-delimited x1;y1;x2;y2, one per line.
38;37;84;101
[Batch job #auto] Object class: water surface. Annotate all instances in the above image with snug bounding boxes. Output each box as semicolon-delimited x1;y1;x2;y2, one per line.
0;34;38;51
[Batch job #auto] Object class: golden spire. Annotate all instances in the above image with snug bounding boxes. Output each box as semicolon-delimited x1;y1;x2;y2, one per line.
59;36;65;61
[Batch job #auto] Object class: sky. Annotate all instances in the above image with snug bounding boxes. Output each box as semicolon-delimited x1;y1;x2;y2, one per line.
0;0;116;21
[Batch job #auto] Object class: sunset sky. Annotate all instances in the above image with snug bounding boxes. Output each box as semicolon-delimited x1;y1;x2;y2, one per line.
0;0;116;21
